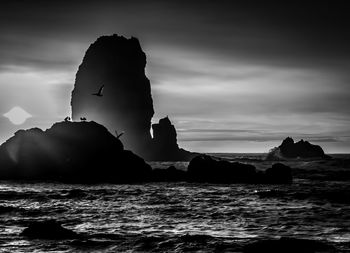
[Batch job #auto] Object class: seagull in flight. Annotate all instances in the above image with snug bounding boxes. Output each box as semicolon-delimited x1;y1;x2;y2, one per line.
115;130;125;139
92;85;104;97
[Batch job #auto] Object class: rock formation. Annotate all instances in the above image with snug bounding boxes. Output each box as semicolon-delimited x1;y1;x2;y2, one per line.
151;165;187;182
150;116;194;161
21;220;79;239
187;155;257;183
0;122;294;184
264;163;292;184
243;237;334;253
71;35;154;156
187;155;293;184
0;121;151;183
70;34;192;161
266;137;329;160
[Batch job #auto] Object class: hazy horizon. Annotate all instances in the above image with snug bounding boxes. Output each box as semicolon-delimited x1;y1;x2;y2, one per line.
1;0;350;153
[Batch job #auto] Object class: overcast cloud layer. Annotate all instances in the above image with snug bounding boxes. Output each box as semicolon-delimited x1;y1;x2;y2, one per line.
1;0;350;152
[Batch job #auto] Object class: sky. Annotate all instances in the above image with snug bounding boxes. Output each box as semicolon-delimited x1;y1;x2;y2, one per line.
0;0;350;153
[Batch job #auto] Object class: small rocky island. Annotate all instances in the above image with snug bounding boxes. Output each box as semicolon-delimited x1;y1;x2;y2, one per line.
266;137;330;160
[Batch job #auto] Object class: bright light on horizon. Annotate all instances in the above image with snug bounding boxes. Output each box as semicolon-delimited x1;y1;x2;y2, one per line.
3;106;32;125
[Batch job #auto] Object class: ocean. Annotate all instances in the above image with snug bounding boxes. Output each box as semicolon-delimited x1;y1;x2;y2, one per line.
1;154;350;252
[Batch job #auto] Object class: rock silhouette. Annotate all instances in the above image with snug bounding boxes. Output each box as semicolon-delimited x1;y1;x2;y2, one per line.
71;34;192;161
71;34;154;157
151;165;187;182
0;121;151;183
243;237;334;253
266;137;330;160
187;155;257;183
150;117;194;161
0;127;292;184
187;155;293;184
264;163;292;184
21;220;79;239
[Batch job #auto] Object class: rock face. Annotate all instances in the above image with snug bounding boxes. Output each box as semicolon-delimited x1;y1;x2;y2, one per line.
151;166;187;182
187;155;257;183
152;117;178;150
21;220;79;239
150;117;194;161
266;137;329;160
71;34;192;161
187;155;292;184
264;163;292;184
243;237;333;253
71;35;154;156
0;121;151;183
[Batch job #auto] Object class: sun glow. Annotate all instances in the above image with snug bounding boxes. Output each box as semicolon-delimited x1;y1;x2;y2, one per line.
3;106;32;125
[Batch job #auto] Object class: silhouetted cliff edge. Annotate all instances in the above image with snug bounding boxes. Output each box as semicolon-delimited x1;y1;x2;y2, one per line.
266;137;330;160
0;121;151;183
70;34;193;161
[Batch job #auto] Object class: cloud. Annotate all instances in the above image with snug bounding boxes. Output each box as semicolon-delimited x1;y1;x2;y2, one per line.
2;0;350;71
1;0;350;152
179;135;343;143
178;129;261;134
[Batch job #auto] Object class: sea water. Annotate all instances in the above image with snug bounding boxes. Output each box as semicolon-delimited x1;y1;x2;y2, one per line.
0;154;350;252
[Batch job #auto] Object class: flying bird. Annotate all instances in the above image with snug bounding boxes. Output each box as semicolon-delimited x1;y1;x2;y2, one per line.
92;85;104;97
115;130;125;139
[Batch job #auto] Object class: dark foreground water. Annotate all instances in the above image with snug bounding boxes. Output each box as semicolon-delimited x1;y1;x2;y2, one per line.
1;156;350;252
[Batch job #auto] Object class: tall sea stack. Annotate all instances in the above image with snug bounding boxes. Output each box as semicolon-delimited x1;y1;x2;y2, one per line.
150;116;193;161
71;34;193;160
71;35;154;155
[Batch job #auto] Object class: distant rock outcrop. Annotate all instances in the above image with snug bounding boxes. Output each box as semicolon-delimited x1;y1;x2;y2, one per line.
71;34;154;156
187;155;257;183
0;121;151;183
71;34;192;161
266;137;329;160
187;155;292;184
150;117;194;161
